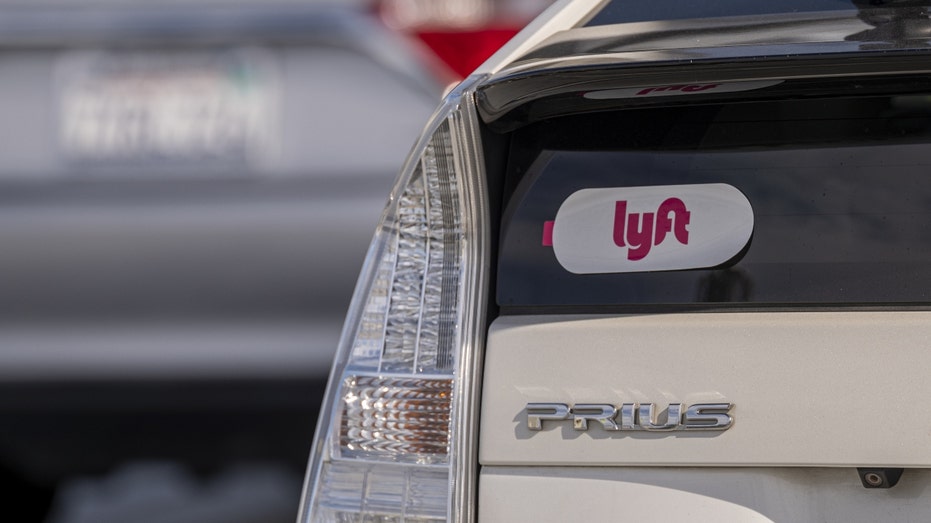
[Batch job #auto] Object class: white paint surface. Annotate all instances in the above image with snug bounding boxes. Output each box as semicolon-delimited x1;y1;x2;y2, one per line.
480;467;931;522
481;312;931;466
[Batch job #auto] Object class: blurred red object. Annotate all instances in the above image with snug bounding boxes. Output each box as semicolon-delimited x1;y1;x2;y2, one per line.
377;0;550;79
414;26;521;78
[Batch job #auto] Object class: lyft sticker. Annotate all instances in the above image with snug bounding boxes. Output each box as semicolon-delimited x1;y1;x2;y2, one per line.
583;80;783;100
547;184;753;274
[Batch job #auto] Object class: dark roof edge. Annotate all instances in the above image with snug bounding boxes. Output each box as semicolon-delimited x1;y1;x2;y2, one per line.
476;9;931;130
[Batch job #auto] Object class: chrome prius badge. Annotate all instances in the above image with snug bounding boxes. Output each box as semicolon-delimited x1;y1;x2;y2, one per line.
526;402;733;432
545;184;753;274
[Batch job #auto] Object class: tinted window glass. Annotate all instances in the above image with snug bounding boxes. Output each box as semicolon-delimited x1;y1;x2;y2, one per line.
585;0;855;26
497;95;931;309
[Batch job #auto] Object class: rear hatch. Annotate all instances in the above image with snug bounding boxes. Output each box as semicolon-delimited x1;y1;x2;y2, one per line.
478;13;931;520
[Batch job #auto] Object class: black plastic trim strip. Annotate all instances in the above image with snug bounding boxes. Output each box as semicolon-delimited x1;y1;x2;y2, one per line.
478;53;931;131
499;303;931;316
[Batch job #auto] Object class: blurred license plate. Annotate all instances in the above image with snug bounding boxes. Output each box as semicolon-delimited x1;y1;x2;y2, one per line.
57;49;278;166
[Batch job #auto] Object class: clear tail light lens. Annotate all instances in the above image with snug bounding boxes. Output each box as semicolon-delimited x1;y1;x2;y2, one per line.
298;76;489;523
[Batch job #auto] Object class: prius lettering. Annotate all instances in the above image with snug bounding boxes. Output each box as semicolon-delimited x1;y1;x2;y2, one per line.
526;402;733;432
613;198;691;260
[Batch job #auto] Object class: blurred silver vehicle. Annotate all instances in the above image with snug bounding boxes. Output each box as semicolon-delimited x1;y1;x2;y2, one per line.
0;1;445;521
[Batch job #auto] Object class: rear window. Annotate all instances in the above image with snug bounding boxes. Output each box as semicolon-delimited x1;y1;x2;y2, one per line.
497;94;931;309
584;0;855;26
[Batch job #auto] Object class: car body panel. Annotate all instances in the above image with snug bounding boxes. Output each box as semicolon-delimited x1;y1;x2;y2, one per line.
479;467;931;522
481;313;931;467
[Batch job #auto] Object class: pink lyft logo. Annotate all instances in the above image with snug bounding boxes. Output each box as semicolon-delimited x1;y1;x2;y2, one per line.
613;198;690;261
545;184;754;275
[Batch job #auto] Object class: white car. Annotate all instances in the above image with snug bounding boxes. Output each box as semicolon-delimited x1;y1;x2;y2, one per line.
299;0;931;521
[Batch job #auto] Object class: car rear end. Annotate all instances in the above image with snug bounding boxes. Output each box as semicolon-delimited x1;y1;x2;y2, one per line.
299;1;931;521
